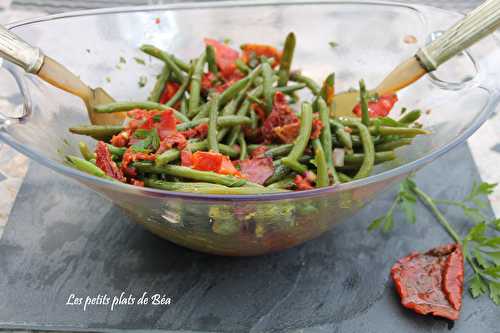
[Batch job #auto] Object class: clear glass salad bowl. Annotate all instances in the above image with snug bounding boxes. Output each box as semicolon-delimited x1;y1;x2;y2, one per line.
0;1;499;256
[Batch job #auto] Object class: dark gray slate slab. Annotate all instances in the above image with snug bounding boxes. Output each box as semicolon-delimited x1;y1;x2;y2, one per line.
0;143;498;333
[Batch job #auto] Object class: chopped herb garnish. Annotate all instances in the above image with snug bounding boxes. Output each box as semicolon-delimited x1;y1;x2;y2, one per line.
119;56;127;64
134;57;146;65
132;128;160;153
223;37;232;45
328;41;339;49
105;77;111;83
138;75;148;88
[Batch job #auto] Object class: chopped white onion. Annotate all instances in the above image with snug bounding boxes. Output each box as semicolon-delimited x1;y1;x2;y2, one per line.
333;148;345;167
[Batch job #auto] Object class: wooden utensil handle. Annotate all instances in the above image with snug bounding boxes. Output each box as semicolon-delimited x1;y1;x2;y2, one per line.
416;0;500;72
0;24;44;73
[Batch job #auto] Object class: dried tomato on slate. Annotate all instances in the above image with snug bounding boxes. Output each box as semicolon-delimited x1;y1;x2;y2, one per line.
95;141;126;182
353;94;398;118
239;157;274;185
391;243;464;321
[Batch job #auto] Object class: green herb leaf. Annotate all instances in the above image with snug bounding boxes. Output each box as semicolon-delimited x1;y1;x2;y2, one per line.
492;219;500;231
489;281;500;305
368;216;385;232
473;248;490;268
119;56;127;64
465;182;497;201
131;128;160;153
469;274;488;298
482;266;500;279
465;222;487;243
382;209;395;233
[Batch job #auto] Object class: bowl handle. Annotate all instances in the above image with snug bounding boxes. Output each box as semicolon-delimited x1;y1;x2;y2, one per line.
0;63;31;127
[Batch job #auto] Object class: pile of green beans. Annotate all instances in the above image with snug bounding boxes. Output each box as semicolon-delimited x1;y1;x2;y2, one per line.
66;33;429;194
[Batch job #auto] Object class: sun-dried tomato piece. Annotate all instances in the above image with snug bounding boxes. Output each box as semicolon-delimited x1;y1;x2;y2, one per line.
110;131;130;147
262;91;299;143
273;122;300;144
311;119;324;140
95;141;126;182
204;38;240;78
180;150;193;167
180;123;209;140
391;243;464;321
250;145;268;159
159;82;180;104
156;133;187;154
121;147;156;177
239;157;274;185
293;171;316;191
353;94;398;118
191;151;240;176
241;43;282;67
156;109;177;141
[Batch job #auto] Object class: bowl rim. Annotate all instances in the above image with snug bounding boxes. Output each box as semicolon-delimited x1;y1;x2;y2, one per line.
1;0;499;202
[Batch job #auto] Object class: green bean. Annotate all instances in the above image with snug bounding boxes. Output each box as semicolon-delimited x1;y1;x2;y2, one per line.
266;177;295;190
148;65;170;102
290;72;320;95
193;103;210;120
264;144;294;158
94;101;189;122
246;109;257;130
207;95;220;152
261;62;274;115
235;58;251;74
79;142;94;161
171;54;190;73
187;52;206;118
344;151;396;165
359;79;370;126
206;45;218;75
339;118;374;179
276;84;306;95
66;155;109;179
369;126;430;137
338;172;352;183
175;115;252;131
312;139;329;187
317;97;338;183
281;102;313;173
144;179;285;194
217;68;262;141
238;132;247;160
155;140;239;166
398;109;422;124
134;163;246;187
375;138;413;151
165;63;194;109
219;76;251;107
277;32;296;87
330;119;353;150
265;155;311;186
69;125;124;141
180;98;188;116
107;144;126;157
226;100;251;145
140;44;186;82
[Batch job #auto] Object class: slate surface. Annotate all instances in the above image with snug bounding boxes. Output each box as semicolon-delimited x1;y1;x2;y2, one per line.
0;143;498;333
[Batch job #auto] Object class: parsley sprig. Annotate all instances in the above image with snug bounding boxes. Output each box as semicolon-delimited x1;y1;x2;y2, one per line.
370;178;500;305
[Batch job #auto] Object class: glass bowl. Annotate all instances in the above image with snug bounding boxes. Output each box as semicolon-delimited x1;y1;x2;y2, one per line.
0;1;499;256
